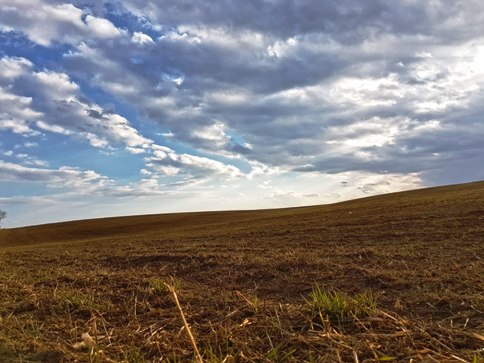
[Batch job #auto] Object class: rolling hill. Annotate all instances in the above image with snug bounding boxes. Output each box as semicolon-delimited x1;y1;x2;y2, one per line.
0;181;483;362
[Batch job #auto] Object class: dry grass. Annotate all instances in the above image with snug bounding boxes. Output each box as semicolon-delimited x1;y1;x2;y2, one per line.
0;181;483;362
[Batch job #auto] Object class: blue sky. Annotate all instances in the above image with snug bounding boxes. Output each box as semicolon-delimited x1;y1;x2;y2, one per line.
1;1;484;227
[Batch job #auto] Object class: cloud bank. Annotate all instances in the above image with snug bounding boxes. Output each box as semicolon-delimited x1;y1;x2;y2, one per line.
1;0;483;226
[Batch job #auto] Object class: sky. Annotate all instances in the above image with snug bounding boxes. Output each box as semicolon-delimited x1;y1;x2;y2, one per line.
1;1;484;227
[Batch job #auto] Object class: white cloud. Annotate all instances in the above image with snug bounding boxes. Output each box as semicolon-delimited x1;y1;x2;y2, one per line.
407;51;483;113
267;37;298;57
415;51;433;58
10;152;48;167
326;117;440;150
132;31;154;44
0;56;32;81
205;89;250;106
0;56;152;150
101;81;139;96
23;142;38;148
0;57;43;135
84;14;121;38
0;160;111;192
192;121;230;148
34;70;79;99
147;144;242;179
83;132;109;148
36;120;71;135
248;160;281;179
329;74;404;107
126;146;146;154
174;25;265;49
0;87;43;135
0;1;122;46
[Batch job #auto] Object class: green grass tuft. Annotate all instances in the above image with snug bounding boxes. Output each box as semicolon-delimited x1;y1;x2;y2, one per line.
148;277;169;294
123;348;148;363
306;284;376;326
61;291;98;312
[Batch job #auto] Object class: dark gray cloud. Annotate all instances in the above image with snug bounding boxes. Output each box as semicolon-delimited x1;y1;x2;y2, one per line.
98;1;450;40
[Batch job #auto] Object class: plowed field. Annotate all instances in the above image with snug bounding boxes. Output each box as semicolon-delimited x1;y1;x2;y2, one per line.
1;182;483;362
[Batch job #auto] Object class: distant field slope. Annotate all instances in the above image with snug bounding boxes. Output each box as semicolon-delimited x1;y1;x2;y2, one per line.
1;181;483;247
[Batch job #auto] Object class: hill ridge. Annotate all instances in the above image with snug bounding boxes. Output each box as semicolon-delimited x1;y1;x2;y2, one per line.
1;180;483;247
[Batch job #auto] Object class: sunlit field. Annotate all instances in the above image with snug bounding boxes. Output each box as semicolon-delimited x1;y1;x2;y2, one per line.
1;182;483;362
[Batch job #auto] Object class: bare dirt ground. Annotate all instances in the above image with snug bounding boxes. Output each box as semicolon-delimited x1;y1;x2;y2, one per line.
0;181;483;362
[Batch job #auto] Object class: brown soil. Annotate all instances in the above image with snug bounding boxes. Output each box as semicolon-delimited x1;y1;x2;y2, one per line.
0;181;483;362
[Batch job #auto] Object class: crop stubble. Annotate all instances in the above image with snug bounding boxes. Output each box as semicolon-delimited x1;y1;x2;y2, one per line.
0;182;483;362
